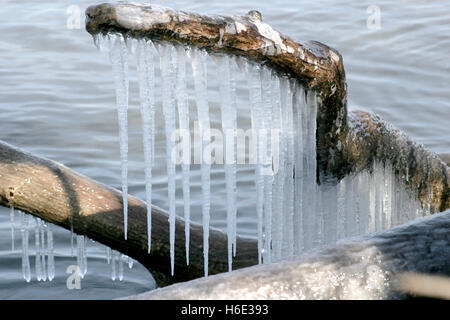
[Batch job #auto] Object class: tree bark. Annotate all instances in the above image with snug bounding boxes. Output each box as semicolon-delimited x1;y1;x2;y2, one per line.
0;140;257;287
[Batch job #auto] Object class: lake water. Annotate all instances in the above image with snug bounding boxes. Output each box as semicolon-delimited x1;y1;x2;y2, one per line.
0;0;448;299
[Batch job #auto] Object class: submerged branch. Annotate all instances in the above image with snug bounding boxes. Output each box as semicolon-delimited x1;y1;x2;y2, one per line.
0;140;257;286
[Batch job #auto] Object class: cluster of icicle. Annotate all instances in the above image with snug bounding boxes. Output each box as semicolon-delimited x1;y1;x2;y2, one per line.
95;32;429;277
10;206;133;282
9;207;54;282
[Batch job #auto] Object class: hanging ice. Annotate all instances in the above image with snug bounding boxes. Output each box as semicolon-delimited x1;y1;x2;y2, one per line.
96;32;432;277
20;211;31;282
243;61;265;264
119;254;124;281
189;47;211;276
47;225;55;281
10;204;14;251
158;43;178;276
176;45;191;266
260;66;274;264
76;235;87;278
109;33;130;240
214;54;237;271
136;39;156;253
34;218;43;281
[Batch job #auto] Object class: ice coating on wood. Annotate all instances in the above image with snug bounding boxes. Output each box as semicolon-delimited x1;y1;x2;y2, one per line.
136;38;155;253
109;33;130;240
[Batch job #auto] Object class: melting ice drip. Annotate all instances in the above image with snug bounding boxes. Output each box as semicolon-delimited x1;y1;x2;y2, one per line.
92;33;430;276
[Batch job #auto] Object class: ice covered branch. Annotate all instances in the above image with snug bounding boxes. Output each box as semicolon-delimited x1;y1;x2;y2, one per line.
85;1;348;183
124;210;450;300
344;110;450;212
0;140;257;286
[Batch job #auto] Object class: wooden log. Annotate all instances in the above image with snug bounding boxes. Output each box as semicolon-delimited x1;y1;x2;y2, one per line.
123;210;450;300
0;140;257;286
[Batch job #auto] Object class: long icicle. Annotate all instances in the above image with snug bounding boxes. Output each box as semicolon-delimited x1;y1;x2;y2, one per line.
189;47;211;276
176;45;191;265
109;33;130;240
244;61;264;264
158;43;178;276
271;73;283;262
34;218;42;281
21;211;31;282
214;54;237;271
136;39;155;253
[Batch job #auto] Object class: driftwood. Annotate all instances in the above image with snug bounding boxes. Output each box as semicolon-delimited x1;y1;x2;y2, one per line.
0;140;257;286
123;210;450;300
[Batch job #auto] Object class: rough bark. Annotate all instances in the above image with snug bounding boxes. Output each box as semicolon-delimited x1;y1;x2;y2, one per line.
123;210;450;300
85;1;348;184
0;140;257;287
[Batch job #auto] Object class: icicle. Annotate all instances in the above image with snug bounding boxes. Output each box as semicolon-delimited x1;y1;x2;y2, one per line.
20;212;31;282
136;39;156;253
176;45;191;265
127;256;134;269
271;76;285;262
119;254;124;281
47;225;55;281
106;246;111;264
214;54;237;271
279;77;294;257
10;204;14;251
158;43;178;276
76;235;87;279
292;82;305;253
189;46;211;276
109;33;130;240
302;89;318;251
34;218;42;281
260;66;273;264
244;61;265;264
111;250;117;281
40;221;47;281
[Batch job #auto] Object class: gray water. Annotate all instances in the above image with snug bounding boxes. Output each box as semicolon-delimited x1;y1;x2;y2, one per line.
0;0;448;299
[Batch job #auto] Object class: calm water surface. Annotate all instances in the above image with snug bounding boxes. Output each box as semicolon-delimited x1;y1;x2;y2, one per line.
0;0;448;299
